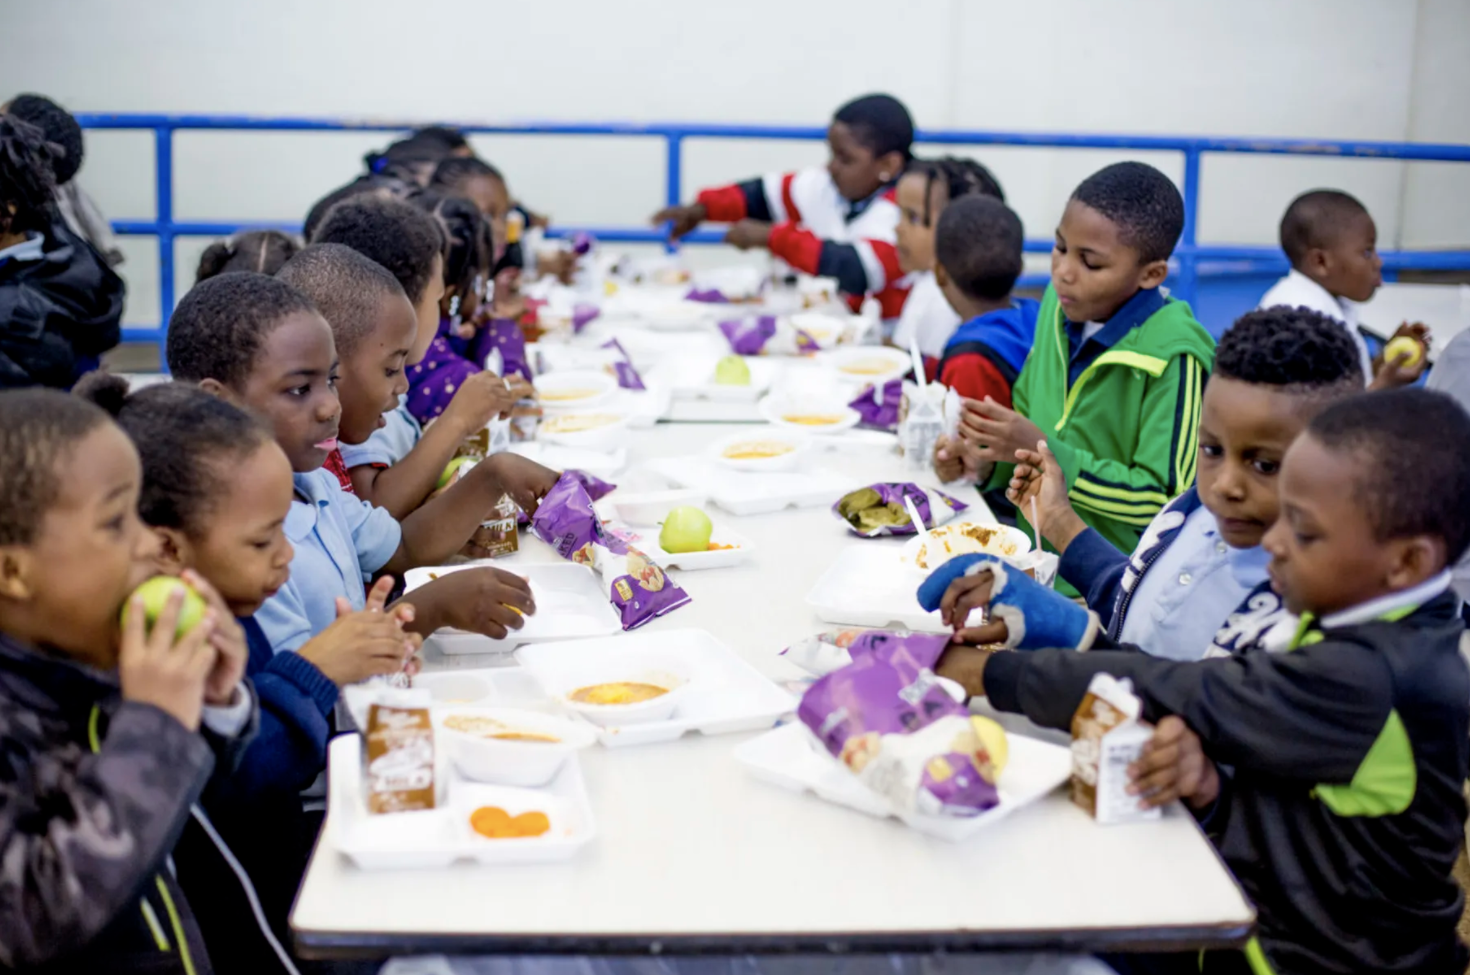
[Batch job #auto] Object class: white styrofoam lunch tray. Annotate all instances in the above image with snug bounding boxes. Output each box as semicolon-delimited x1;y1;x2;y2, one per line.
325;734;596;869
602;521;755;571
515;629;797;748
649;353;782;403
507;442;627;478
645;456;858;516
405;562;621;655
733;722;1071;842
805;543;950;633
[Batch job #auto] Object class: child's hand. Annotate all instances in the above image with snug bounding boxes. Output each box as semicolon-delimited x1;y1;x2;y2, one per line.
650;202;707;240
299;577;419;687
917;553;1099;652
537;250;578;285
1370;321;1431;390
179;569;249;706
1007;441;1088;553
491;267;526;320
933;435;970;484
958;397;1046;465
1128;715;1221;810
414;567;535;640
930;568;1010;646
118;586;220;732
723;219;773;251
934;644;997;699
482;452;560;515
443;371;522;436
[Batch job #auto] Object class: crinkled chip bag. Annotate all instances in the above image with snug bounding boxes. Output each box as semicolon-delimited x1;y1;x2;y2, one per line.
834;483;968;537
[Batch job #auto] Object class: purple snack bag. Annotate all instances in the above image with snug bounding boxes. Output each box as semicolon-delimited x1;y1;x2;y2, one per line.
572;303;602;335
798;631;1001;817
832;483;968;537
599;338;646;391
685;287;729;304
719;315;777;356
529;472;691;629
848;380;903;431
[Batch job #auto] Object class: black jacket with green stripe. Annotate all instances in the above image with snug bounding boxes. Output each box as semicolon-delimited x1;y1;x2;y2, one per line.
984;588;1469;973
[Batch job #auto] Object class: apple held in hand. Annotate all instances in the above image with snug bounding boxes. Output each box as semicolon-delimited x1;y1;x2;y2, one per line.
1383;335;1424;368
660;506;714;553
438;456;477;490
122;576;208;640
714;355;751;386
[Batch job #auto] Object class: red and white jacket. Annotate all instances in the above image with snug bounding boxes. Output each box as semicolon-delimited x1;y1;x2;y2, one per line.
696;167;909;318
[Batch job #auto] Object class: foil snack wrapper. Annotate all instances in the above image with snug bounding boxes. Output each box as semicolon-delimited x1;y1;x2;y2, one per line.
530;472;690;629
600;338;646;391
849;380;903;431
833;483;968;537
719;314;778;356
797;631;1001;817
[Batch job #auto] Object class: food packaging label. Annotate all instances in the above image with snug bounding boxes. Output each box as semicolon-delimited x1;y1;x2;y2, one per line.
472;493;520;559
1070;673;1160;824
362;688;437;815
833;483;968;537
797;631;1001;817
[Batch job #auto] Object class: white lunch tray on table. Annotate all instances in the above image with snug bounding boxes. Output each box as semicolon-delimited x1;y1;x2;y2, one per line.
805;543;962;633
405;562;621;656
507;442;627;479
734;722;1071;842
324;733;596;870
645;456;858;516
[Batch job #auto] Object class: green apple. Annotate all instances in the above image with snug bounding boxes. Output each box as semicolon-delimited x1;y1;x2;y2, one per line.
713;355;751;386
122;576;208;640
437;456;477;490
660;506;714;553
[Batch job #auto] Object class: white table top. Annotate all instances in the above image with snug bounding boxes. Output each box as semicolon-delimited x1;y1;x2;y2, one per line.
290;421;1254;959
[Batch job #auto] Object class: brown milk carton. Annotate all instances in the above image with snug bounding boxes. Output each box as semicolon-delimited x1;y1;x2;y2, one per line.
1070;673;1160;824
363;689;437;814
471;493;520;559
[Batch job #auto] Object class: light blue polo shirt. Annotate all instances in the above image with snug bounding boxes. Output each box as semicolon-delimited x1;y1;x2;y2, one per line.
1117;505;1271;661
254;469;403;653
340;396;422;469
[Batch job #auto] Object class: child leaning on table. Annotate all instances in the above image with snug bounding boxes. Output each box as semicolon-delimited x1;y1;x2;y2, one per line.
1007;306;1364;661
948;162;1215;595
74;375;421;961
162;272;556;654
0;388;266;974
918;388;1470;974
277;243;522;524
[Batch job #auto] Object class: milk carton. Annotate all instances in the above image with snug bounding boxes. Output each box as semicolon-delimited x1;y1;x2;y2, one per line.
1070;673;1160;824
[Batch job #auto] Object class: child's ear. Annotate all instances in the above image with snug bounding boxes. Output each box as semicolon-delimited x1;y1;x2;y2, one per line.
0;547;36;601
876;150;905;184
1385;534;1446;592
1304;246;1331;282
197;377;236;404
152;527;191;576
933;261;951;290
1137;258;1170;291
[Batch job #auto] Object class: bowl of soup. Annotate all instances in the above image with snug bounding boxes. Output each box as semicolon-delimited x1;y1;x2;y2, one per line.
824;346;913;385
436;707;597;786
708;431;807;473
554;658;693;727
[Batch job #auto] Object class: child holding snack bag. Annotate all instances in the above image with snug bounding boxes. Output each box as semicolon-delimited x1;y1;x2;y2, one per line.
918;388;1470;973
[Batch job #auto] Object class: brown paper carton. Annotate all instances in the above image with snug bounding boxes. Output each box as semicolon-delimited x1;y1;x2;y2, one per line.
471;493;520;559
364;695;437;815
1070;673;1161;824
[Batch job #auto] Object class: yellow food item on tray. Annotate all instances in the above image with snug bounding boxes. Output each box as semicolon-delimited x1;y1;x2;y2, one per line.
781;414;843;426
570;682;669;706
722;441;796;460
539;388;601;402
542;414;621;434
840;359;893;376
470;806;551;839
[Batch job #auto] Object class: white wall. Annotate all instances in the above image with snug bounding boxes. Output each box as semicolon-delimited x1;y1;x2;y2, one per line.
2;0;1466;326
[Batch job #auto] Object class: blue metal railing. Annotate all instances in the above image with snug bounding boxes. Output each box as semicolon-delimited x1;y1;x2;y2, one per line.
73;114;1470;346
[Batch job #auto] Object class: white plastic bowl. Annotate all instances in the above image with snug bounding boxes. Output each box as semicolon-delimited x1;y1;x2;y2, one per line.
437;707;598;787
544;655;695;728
708;430;807;473
608;488;709;527
788;312;853;349
536;370;618;410
824;346;914;385
758;395;862;435
900;521;1034;573
537;411;632;450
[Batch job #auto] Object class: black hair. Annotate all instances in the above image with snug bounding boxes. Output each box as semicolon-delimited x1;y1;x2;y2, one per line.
407;190;491;313
905;155;1005;226
74;375;272;536
429;155;504;193
0;115;58;238
165;271;320;386
303;177;406;243
411;126;469;153
311;195;445;305
196;230;302;282
0;388;111;546
363;133;455;181
934;195;1025;301
275;243;408;358
1307;388;1470;564
1279;189;1371;266
1071;161;1184;265
6;93;83;184
832;94;914;162
1215;306;1364;393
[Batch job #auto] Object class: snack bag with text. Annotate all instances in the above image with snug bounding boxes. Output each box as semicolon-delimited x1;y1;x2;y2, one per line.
798;631;1005;817
834;483;968;537
530;471;691;629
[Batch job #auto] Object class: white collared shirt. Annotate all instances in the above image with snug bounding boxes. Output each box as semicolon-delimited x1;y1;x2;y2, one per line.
891;271;961;361
1258;269;1374;383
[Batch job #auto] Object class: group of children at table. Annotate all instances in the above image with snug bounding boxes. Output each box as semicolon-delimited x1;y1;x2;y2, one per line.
1;88;1469;975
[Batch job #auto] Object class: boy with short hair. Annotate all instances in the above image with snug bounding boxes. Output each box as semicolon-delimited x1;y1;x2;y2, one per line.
1012;306;1363;660
921;388;1470;973
1259;188;1427;389
955;162;1216;586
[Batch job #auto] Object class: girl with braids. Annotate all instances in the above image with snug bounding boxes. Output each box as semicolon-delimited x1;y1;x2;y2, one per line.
195;230;301;283
0;115;124;388
892;155;1006;369
430;155;572;284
